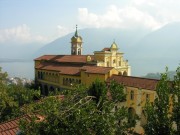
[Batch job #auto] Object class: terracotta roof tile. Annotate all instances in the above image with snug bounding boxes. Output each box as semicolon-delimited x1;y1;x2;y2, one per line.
35;55;95;63
102;48;110;51
36;63;81;76
36;62;114;75
108;75;159;90
0;115;31;135
81;66;113;74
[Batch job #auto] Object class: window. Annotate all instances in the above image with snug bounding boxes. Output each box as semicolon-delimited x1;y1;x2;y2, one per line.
119;61;121;66
38;71;40;79
130;91;134;100
146;94;150;101
128;107;136;124
63;78;65;85
107;62;109;67
78;49;81;55
113;59;116;64
40;72;43;79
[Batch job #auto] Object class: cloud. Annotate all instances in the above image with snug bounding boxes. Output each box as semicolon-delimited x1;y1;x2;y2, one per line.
78;5;161;30
130;0;180;24
56;25;73;37
0;24;48;44
78;1;180;30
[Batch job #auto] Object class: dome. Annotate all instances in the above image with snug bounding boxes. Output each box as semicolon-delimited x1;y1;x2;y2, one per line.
71;36;82;42
110;41;118;49
71;25;82;42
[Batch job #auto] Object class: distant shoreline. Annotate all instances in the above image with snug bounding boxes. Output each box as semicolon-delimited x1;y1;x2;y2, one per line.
0;58;33;63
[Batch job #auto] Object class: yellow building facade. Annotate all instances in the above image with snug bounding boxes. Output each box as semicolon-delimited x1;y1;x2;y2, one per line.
34;26;161;134
35;26;129;95
108;75;159;134
94;41;131;76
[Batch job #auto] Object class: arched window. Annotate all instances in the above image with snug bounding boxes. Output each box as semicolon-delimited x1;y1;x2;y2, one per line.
40;72;43;79
38;71;40;79
119;61;121;66
113;59;116;64
107;62;109;67
65;78;68;85
128;107;136;124
78;49;81;55
123;71;127;76
130;90;134;100
118;72;122;75
79;79;81;84
63;78;65;85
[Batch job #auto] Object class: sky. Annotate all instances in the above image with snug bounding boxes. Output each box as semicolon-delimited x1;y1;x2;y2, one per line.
1;0;180;45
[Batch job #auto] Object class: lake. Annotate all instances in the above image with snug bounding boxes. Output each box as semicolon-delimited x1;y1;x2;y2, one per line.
0;61;34;79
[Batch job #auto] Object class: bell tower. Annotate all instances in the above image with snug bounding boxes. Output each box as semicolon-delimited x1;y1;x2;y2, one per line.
71;25;83;55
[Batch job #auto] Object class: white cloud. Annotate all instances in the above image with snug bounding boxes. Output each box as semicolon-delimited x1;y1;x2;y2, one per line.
0;24;48;44
78;0;180;30
130;0;180;25
78;5;161;30
56;25;73;37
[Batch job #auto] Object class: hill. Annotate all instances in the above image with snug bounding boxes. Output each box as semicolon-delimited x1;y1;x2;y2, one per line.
131;22;180;76
33;28;149;58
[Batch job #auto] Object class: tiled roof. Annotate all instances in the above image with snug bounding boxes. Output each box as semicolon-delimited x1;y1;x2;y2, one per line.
81;66;113;74
36;63;81;76
0;115;31;135
102;48;110;51
108;75;159;90
35;55;95;63
36;62;114;75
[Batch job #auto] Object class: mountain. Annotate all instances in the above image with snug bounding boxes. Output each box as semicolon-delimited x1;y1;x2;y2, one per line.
33;28;149;58
131;22;180;76
143;71;176;80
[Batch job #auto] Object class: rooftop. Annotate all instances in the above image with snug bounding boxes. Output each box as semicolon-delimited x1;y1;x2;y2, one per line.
35;55;95;64
0;115;31;135
108;75;159;90
36;63;114;75
81;66;114;74
36;64;81;76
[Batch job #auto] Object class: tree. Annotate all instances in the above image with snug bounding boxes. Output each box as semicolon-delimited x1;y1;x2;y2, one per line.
172;67;180;134
20;80;138;135
0;67;40;122
144;67;179;135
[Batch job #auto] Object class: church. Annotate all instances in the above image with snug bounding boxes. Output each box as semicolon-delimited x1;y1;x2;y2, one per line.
34;25;130;95
34;26;159;134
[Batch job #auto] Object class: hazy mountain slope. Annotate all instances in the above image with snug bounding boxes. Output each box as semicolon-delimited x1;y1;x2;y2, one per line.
34;28;149;58
143;71;176;80
131;22;180;75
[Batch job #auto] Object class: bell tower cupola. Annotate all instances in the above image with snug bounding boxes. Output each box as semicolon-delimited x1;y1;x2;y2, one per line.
71;25;83;55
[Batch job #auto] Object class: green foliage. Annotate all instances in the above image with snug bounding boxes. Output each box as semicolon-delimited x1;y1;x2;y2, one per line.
110;80;126;102
172;67;180;134
144;67;180;135
20;80;137;135
0;67;8;84
88;79;107;103
0;67;40;122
